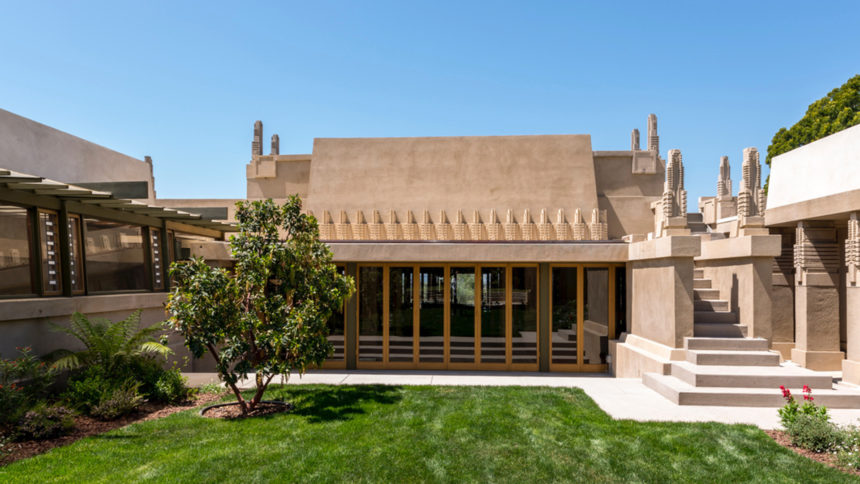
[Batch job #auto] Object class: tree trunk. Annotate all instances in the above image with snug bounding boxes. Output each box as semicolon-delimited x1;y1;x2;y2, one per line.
207;343;249;414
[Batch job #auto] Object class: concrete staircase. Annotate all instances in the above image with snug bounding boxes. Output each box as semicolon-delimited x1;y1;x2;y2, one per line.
643;337;860;407
693;269;746;338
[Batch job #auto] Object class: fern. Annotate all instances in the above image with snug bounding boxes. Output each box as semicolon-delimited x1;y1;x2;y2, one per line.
50;310;172;375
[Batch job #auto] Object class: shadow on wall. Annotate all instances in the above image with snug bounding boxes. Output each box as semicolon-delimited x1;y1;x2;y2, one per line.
732;274;739;315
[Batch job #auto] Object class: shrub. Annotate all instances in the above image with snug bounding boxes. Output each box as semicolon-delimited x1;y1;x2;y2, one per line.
778;385;828;428
15;404;75;441
90;381;144;421
835;425;860;470
0;347;57;428
152;368;192;404
785;413;843;453
50;310;172;376
0;382;27;429
62;368;112;413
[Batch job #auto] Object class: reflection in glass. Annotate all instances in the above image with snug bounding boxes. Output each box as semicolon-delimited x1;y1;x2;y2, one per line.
551;267;578;365
326;266;346;361
358;266;383;362
449;267;475;363
84;219;146;292
480;267;506;364
39;211;62;294
615;267;627;337
584;268;609;364
419;267;444;363
511;267;538;365
0;205;33;295
388;267;414;362
68;216;84;293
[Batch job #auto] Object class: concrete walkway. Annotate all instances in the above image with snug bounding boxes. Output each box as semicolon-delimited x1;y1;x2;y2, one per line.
184;370;860;430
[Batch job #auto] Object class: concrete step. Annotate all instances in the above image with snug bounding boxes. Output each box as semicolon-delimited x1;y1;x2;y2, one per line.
694;300;729;312
686;349;780;366
643;373;860;408
694;311;737;324
689;223;708;234
693;268;704;279
694;279;711;289
694;288;720;300
670;361;834;389
687;212;704;223
685;337;769;351
694;323;747;337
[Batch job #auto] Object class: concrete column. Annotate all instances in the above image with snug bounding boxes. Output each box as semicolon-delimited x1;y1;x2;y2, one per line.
538;262;550;372
791;221;844;370
627;236;700;348
345;262;358;369
842;213;860;383
771;227;795;360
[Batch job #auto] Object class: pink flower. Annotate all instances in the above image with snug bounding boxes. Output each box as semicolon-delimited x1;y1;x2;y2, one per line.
780;386;791;399
803;385;811;393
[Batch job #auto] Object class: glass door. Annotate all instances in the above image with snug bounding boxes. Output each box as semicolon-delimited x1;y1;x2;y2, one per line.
418;266;445;365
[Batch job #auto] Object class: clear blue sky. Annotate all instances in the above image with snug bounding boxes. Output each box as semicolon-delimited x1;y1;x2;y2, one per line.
1;1;858;203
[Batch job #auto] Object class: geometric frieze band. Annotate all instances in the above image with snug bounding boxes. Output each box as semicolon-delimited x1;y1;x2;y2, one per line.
310;208;609;241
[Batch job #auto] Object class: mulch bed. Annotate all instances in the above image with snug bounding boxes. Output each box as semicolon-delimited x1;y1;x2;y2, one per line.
200;401;293;419
0;392;224;467
765;429;860;476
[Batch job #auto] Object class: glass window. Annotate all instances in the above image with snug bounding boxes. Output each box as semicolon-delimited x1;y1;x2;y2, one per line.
418;267;445;363
326;266;346;361
480;267;506;364
449;267;475;363
39;211;62;294
150;228;164;290
584;268;609;365
68;215;85;293
551;267;578;365
511;267;538;365
615;267;627;337
388;267;413;363
358;266;383;362
84;219;147;292
0;205;33;295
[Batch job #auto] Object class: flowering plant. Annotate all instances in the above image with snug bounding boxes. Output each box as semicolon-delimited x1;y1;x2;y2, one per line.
778;385;829;428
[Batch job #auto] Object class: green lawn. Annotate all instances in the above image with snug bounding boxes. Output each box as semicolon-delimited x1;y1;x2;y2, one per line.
1;385;854;483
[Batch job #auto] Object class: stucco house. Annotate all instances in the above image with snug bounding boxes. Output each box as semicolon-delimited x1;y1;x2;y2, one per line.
2;107;860;407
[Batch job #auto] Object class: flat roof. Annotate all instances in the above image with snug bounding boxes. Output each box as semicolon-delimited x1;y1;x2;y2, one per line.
0;168;237;232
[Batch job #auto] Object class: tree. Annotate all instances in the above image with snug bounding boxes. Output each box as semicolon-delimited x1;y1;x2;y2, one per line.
165;197;354;414
765;74;860;191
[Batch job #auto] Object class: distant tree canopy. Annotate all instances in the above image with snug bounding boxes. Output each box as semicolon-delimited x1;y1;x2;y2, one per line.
765;74;860;191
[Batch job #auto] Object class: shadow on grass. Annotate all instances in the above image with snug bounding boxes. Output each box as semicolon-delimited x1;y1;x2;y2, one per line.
267;385;404;424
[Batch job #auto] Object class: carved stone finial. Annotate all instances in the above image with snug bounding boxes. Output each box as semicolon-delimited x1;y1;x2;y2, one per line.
270;134;279;155
573;208;587;240
647;114;659;153
252;120;263;156
631;129;640;151
739;147;766;218
664;149;687;218
717;156;732;200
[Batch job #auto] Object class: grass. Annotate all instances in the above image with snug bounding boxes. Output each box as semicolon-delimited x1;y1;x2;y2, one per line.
0;385;854;483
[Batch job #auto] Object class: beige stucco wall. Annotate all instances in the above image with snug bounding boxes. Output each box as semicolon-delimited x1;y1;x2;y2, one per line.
628;236;700;348
0;293;215;372
305;135;599;227
329;241;628;263
246;155;311;201
0;108;156;201
593;152;664;238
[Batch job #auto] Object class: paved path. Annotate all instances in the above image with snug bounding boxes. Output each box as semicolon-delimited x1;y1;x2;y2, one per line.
184;370;860;430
